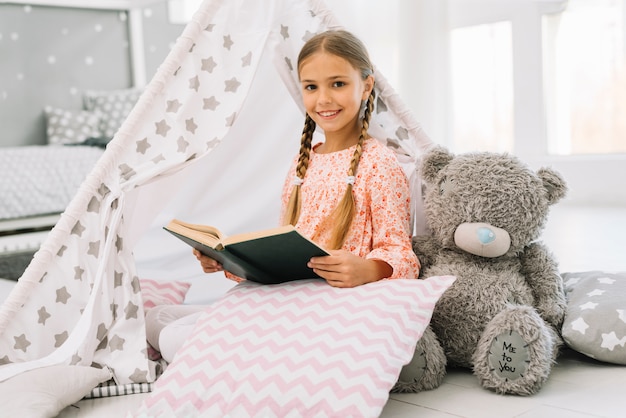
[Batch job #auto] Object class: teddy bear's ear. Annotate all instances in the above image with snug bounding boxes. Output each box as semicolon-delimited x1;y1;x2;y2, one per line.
537;167;568;205
420;146;454;184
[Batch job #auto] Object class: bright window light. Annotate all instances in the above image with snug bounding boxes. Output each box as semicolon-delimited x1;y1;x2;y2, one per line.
167;0;203;24
544;0;626;155
450;21;514;153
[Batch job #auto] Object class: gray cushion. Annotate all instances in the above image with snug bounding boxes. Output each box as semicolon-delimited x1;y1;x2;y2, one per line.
44;106;101;145
561;271;626;364
83;88;142;138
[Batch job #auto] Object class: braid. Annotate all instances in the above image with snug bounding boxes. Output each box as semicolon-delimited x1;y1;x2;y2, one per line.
327;91;376;249
284;114;316;226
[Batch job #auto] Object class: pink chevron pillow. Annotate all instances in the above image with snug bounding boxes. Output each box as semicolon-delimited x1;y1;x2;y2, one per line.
133;276;455;418
139;278;191;311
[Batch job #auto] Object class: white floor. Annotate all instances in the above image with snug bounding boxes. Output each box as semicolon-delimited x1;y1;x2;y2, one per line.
3;204;625;417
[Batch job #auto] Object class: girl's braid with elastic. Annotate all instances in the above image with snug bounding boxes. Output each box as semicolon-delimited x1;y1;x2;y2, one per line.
326;91;375;249
284;114;316;226
296;114;316;181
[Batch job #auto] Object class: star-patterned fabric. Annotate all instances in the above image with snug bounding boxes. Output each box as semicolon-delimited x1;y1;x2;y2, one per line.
0;0;432;385
561;271;626;364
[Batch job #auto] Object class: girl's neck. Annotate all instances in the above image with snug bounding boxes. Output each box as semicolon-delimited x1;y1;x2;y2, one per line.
316;129;364;154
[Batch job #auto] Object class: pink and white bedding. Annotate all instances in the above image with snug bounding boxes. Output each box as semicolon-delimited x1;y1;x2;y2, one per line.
0;145;104;221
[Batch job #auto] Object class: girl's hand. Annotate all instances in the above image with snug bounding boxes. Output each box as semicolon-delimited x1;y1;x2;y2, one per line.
308;250;393;288
193;249;223;273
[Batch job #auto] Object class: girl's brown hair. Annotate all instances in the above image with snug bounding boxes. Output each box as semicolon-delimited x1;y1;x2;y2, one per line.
284;30;375;250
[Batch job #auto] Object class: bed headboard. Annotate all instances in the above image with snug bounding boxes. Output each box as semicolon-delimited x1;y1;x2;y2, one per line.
0;0;184;147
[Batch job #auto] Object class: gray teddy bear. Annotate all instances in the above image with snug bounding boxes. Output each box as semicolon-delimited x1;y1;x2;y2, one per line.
393;146;568;396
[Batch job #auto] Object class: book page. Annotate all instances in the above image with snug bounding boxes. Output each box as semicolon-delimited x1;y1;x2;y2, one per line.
166;219;224;249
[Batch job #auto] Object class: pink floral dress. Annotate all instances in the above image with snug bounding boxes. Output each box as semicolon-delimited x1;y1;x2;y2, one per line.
280;138;419;279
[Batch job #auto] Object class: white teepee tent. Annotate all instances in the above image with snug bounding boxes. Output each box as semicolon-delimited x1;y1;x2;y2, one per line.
0;0;432;385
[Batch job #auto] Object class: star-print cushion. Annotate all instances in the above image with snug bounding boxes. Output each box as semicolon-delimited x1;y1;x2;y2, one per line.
83;88;143;138
132;276;456;418
561;271;626;364
44;106;102;145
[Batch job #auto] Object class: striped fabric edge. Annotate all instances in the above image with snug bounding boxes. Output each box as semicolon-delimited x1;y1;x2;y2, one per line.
85;382;154;399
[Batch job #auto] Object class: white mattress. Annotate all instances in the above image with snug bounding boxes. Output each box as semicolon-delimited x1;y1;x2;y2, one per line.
0;145;104;220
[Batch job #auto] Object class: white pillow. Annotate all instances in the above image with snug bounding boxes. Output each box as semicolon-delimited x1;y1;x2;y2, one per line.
133;276;455;418
0;365;112;418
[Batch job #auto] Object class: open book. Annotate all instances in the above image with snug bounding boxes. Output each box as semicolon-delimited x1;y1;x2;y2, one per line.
164;219;329;284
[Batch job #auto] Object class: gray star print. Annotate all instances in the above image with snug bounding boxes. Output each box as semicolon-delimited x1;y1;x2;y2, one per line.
224;77;241;93
131;276;141;293
87;196;100;213
115;235;123;252
109;334;126;352
97;323;108;340
129;368;148;383
73;265;84;281
223;34;234;50
241;52;252;67
186;118;198;133
155;120;171;137
114;271;124;287
226;112;237;127
280;25;289;39
188;75;200;92
177;136;190;152
166;99;182;113
13;334;31;352
201;57;217;73
54;331;69;347
136;138;151;154
56;286;71;304
37;306;51;325
88;241;100;257
71;221;86;237
203;96;220;110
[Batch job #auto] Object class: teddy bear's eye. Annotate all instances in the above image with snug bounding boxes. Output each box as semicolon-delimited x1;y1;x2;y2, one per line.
440;177;454;195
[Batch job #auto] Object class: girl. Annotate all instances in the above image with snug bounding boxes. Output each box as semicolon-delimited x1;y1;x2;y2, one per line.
147;30;420;361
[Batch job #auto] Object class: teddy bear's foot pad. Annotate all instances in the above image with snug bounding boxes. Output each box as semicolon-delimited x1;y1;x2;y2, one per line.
474;306;557;395
487;330;530;381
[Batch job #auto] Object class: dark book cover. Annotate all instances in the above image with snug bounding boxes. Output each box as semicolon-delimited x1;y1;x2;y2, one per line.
164;226;328;285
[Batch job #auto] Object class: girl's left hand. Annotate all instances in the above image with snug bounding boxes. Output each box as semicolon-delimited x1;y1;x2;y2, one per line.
308;249;392;288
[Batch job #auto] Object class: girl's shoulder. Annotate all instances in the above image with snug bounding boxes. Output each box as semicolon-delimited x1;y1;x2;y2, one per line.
362;138;401;165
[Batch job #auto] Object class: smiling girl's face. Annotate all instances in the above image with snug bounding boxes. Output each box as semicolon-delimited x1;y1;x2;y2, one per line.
299;51;373;147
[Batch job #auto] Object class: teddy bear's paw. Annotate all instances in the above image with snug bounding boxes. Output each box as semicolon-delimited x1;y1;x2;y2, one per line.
487;330;530;383
391;326;446;393
472;306;558;396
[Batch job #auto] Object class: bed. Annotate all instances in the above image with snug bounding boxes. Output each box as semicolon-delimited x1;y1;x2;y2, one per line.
0;86;143;279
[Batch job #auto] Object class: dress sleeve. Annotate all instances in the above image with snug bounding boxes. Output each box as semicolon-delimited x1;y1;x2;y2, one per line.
365;152;420;279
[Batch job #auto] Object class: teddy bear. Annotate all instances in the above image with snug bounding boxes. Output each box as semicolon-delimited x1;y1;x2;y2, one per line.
393;146;568;396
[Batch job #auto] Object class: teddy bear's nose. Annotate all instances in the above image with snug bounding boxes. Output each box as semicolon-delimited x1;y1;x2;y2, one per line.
454;222;511;258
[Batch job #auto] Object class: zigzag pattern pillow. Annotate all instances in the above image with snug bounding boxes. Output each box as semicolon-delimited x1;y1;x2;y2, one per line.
132;276;455;418
139;278;191;312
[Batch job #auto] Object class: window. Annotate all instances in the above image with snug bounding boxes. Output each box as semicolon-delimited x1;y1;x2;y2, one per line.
167;0;202;24
450;21;514;153
543;0;626;155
